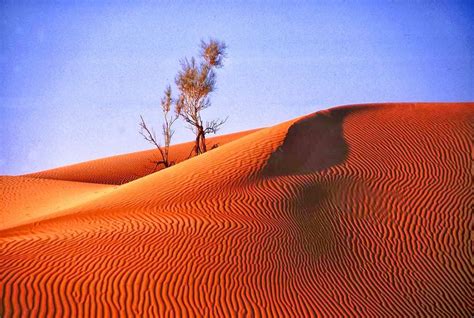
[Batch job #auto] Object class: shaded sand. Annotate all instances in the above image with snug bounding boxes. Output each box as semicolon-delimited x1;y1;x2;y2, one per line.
25;129;259;185
1;103;472;317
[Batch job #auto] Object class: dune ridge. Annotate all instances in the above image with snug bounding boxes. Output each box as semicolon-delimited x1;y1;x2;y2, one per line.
1;103;472;317
24;129;259;185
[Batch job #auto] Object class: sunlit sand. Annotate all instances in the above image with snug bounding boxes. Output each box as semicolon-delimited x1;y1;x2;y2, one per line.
1;103;472;316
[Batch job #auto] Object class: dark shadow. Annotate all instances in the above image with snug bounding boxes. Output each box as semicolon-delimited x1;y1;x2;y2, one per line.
263;105;367;176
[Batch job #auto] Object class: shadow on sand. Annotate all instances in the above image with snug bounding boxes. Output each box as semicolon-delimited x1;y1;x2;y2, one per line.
263;106;369;176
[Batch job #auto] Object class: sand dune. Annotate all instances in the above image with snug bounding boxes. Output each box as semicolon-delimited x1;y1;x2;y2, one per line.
25;129;259;185
0;176;114;231
1;103;472;317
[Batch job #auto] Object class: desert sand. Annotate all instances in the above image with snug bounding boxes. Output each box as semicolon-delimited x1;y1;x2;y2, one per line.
25;129;259;185
1;103;472;317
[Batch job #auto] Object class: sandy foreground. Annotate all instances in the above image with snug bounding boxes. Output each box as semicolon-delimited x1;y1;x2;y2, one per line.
1;103;472;317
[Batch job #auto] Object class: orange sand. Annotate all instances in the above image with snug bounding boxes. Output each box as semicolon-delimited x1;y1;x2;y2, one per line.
0;176;114;231
25;129;259;185
1;103;472;317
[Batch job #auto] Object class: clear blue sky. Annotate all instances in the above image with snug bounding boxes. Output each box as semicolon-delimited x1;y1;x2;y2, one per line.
1;1;473;175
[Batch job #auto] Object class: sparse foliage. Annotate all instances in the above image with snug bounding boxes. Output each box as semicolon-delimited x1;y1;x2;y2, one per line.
175;39;227;155
139;85;178;169
139;38;228;168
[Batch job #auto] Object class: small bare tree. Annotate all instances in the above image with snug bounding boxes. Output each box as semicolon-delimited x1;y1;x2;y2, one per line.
139;85;178;169
175;39;227;155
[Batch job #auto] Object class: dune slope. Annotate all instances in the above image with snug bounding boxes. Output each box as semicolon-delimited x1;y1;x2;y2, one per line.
1;103;472;317
24;129;259;185
0;176;114;231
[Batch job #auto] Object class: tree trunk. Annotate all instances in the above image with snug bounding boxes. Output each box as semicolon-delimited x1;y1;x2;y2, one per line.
200;131;207;154
195;127;206;156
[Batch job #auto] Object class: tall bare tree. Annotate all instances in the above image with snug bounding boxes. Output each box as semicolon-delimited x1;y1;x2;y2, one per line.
139;85;178;169
175;39;227;155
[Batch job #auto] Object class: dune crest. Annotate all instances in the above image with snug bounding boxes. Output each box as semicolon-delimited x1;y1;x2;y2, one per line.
1;103;472;317
24;129;259;185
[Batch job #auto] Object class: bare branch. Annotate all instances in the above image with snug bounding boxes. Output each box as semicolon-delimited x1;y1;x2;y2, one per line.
204;116;228;135
139;113;170;168
139;115;161;149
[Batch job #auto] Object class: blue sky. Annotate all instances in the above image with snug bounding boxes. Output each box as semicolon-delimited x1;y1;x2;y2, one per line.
1;1;473;175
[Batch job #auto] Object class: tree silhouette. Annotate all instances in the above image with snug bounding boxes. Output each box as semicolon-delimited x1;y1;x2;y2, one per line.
175;39;227;155
139;85;178;169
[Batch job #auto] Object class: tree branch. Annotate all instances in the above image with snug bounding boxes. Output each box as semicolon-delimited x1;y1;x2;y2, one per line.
204;116;228;135
139;115;167;167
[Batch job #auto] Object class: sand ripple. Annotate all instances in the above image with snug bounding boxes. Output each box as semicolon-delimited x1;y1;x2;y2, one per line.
1;103;472;317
